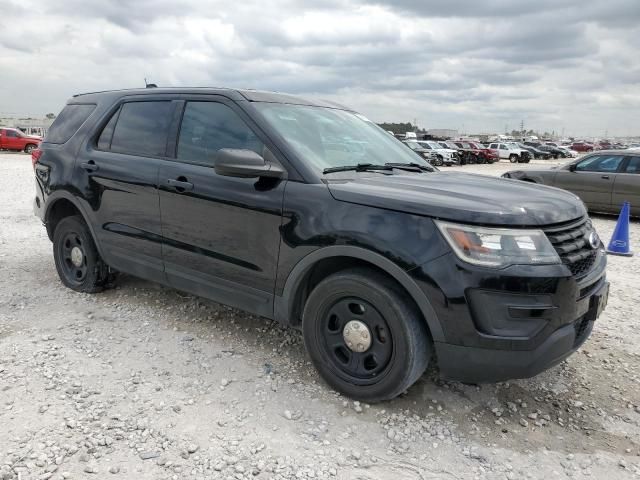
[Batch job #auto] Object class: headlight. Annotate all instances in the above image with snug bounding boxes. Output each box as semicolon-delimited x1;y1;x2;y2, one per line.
435;221;561;268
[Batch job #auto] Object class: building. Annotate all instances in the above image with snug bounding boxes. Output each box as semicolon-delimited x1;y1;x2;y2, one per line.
426;128;458;139
0;116;55;137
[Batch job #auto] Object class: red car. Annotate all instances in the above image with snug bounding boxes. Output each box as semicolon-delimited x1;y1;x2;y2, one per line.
571;141;594;152
0;128;42;154
466;141;499;163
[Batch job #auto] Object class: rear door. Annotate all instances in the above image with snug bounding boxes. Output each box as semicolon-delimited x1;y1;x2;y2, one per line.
79;98;177;281
158;98;286;317
553;154;624;211
612;156;640;216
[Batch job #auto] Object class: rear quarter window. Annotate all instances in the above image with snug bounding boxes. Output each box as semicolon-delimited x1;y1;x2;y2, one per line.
45;104;96;144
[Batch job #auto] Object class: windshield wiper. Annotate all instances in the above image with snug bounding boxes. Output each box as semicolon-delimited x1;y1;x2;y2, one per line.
322;163;394;174
385;162;434;172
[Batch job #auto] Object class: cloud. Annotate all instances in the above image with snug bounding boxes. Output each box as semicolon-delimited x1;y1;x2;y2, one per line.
0;0;638;137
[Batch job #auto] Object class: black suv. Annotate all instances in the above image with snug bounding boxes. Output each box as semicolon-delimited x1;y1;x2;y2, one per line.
33;88;609;402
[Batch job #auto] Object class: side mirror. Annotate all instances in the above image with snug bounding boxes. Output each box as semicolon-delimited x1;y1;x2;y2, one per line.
568;164;577;172
214;148;285;179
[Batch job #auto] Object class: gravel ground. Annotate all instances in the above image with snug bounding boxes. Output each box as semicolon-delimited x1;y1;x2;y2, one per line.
1;152;639;480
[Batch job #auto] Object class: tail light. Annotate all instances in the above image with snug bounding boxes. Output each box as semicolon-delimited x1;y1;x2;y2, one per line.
31;148;43;169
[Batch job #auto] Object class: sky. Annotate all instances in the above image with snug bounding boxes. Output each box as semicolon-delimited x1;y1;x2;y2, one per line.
1;0;639;137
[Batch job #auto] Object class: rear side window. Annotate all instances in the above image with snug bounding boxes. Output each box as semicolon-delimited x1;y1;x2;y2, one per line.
177;102;263;164
109;101;174;157
624;157;640;174
96;108;120;151
45;104;96;144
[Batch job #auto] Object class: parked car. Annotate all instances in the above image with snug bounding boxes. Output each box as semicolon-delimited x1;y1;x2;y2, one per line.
402;140;443;166
503;150;640;216
517;142;552;159
488;142;531;163
438;141;475;165
0;127;41;153
466;141;499;163
556;146;579;158
417;140;459;165
33;87;608;401
525;142;566;159
454;141;497;164
572;142;595;152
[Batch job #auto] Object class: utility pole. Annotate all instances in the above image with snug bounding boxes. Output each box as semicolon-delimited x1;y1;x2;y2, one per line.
520;119;524;133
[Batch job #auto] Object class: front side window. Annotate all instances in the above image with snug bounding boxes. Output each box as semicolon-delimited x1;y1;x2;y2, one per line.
254;103;431;171
500;145;507;150
177;102;263;164
110;101;174;157
575;155;623;172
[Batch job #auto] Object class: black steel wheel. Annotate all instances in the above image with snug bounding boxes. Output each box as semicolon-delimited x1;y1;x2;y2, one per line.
53;215;108;293
302;267;432;402
318;297;393;383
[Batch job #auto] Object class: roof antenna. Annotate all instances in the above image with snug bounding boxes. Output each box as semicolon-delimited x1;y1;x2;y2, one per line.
144;78;158;89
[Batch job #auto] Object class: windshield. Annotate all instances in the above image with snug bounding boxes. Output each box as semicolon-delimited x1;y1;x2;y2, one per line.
254;103;430;171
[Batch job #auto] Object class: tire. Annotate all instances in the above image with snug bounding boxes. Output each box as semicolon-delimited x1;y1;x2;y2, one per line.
477;156;486;164
24;144;37;154
302;267;431;402
53;216;108;293
509;154;518;163
435;155;444;167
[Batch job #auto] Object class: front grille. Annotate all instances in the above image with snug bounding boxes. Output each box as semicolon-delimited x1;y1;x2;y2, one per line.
543;217;598;278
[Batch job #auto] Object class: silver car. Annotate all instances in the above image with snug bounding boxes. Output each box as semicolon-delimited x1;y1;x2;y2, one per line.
503;150;640;216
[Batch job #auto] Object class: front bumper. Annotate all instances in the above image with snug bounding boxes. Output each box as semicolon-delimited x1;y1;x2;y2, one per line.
410;247;608;383
436;279;608;383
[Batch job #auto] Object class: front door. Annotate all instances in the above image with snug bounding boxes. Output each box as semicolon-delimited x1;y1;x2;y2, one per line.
158;99;286;317
553;154;624;211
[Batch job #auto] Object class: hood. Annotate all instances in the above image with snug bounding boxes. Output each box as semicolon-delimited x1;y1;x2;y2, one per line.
437;148;457;155
326;171;586;226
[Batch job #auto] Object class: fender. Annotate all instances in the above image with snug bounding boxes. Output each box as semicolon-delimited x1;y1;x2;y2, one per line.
43;191;106;259
274;245;445;342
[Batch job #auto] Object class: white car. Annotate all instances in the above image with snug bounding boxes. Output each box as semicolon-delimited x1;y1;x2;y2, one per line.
488;142;531;163
418;141;460;165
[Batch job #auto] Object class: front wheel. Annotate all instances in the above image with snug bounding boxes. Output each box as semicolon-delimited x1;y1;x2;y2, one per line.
302;268;431;402
53;216;108;293
434;155;444;167
509;154;518;163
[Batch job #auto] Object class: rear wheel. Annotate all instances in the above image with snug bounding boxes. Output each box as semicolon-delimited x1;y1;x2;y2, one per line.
302;268;431;402
53;216;108;293
509;154;518;163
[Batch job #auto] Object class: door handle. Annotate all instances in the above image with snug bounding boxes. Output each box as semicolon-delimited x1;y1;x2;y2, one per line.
601;175;610;180
167;177;194;192
81;161;99;172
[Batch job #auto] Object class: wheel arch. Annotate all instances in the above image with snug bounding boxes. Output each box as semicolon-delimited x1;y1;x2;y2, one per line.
274;246;445;342
44;193;104;258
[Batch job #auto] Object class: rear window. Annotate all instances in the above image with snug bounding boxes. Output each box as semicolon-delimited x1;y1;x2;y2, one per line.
45;104;96;144
109;101;173;157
